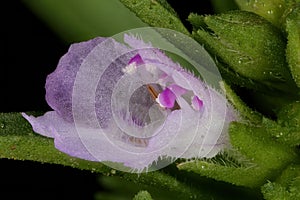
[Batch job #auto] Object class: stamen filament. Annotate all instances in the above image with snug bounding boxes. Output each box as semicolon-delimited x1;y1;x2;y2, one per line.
147;85;159;99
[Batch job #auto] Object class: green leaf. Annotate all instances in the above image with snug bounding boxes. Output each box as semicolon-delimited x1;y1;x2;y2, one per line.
119;0;190;35
132;191;153;200
178;160;267;188
234;0;289;28
177;150;269;187
285;4;300;87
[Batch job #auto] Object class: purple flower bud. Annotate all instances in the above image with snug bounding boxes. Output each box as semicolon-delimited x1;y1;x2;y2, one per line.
22;31;238;172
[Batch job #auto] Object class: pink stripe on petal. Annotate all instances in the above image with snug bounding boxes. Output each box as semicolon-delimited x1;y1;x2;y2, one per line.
156;88;176;109
191;96;204;111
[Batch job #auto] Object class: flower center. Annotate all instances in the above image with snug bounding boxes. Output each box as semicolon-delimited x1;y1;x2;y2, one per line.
124;53;204;113
116;53;205;147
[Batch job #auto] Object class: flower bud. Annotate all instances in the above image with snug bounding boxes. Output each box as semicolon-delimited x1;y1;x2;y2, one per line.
189;10;298;94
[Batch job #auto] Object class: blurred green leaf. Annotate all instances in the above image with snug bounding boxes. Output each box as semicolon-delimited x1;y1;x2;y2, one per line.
22;0;146;42
211;0;239;13
243;89;298;117
119;0;190;35
234;0;288;28
132;191;153;200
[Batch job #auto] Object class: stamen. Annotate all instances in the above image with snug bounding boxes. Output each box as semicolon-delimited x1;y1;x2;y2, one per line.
147;85;159;100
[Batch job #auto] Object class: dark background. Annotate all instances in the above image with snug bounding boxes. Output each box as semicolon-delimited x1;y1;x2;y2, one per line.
1;1;213;199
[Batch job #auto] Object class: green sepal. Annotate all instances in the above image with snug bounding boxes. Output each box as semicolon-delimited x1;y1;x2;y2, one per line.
178;122;298;188
266;101;300;146
177;121;298;188
119;0;190;35
188;11;298;95
284;4;300;87
261;181;294;200
178;117;299;188
133;191;153;200
229;122;297;170
261;165;300;200
278;101;300;130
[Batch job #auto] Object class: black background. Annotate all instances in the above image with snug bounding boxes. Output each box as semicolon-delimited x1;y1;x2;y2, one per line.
1;1;213;199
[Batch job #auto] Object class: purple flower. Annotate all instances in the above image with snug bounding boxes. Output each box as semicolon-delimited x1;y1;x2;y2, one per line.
22;34;238;172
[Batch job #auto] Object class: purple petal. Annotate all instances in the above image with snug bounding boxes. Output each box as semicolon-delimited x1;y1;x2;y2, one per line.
191;96;203;111
168;84;187;96
124;34;183;71
156;88;177;109
45;37;105;122
22;112;55;138
45;37;135;128
128;54;144;65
